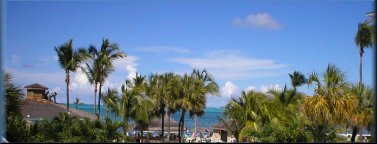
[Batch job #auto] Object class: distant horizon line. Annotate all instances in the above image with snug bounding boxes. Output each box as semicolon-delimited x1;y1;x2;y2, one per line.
60;103;225;109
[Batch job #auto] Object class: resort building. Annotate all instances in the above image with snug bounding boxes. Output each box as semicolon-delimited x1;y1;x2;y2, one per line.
134;114;180;134
25;83;49;100
211;123;232;142
20;83;96;123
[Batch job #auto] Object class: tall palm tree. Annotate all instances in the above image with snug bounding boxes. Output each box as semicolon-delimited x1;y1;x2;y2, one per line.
89;39;125;119
355;21;375;85
303;64;358;142
354;20;375;143
55;39;87;112
190;69;219;136
82;45;101;117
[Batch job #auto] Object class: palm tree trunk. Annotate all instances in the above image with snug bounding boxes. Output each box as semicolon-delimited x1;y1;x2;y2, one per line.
178;110;185;143
94;84;97;117
178;118;181;143
161;113;165;142
167;111;171;142
351;126;358;143
98;81;102;120
182;111;185;143
141;129;144;143
195;114;197;136
66;70;70;112
106;106;109;119
123;117;128;135
359;49;363;85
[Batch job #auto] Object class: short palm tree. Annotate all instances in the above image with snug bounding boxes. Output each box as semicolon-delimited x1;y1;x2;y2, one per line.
176;74;196;143
55;39;87;112
102;88;119;119
74;97;80;109
165;74;181;142
190;69;219;135
106;74;147;135
289;71;307;89
223;90;270;142
347;83;374;143
303;64;358;142
4;71;24;115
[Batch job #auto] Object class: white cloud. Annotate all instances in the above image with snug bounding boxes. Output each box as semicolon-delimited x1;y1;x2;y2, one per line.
113;55;140;81
260;84;282;93
245;86;256;92
137;46;191;54
169;51;287;80
221;81;239;97
70;69;92;97
233;12;282;29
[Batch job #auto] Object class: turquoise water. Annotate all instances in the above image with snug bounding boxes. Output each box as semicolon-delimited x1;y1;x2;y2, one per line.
69;104;224;130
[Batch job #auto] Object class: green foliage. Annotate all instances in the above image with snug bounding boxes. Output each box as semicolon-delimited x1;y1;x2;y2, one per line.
4;72;24;116
6;114;31;142
6;112;127;143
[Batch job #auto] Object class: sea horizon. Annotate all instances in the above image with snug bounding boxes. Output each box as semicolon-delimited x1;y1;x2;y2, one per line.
66;103;225;131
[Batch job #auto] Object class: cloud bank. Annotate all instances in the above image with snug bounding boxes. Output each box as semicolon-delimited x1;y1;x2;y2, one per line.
169;51;287;80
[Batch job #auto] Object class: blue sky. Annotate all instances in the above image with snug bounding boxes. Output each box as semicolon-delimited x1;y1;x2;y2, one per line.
3;0;374;108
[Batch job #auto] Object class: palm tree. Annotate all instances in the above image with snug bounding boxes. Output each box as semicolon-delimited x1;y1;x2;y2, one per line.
88;39;125;119
145;72;183;142
133;94;156;143
165;74;181;142
223;90;270;142
3;71;24;116
55;39;87;112
74;97;80;109
176;74;196;143
102;88;119;119
354;20;375;143
288;71;307;89
302;64;358;142
348;83;374;143
106;74;147;135
190;69;219;136
82;45;101;118
355;21;375;85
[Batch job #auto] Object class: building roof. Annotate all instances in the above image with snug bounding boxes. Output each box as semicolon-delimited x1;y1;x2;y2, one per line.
20;99;96;120
24;83;49;90
192;127;209;133
134;114;180;131
211;123;227;130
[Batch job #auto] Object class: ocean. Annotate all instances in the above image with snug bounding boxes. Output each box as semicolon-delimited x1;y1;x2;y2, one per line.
69;104;225;130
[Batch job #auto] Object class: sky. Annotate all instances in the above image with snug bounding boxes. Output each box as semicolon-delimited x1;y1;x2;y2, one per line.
3;0;375;108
